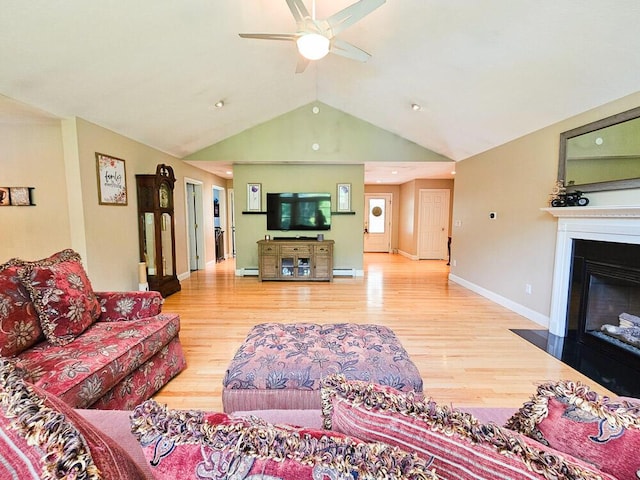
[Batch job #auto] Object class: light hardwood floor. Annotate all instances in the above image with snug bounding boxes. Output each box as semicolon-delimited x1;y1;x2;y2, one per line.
154;253;612;411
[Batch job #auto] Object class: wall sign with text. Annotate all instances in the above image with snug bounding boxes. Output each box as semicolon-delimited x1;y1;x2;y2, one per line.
96;152;128;205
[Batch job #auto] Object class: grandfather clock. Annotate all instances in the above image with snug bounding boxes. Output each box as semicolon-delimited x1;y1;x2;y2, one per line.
136;164;181;297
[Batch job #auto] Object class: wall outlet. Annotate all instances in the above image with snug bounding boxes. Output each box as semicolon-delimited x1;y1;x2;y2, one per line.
454;220;462;227
452;259;457;267
525;284;532;294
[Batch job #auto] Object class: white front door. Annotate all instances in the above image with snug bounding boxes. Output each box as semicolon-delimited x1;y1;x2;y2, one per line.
364;194;392;252
417;189;450;259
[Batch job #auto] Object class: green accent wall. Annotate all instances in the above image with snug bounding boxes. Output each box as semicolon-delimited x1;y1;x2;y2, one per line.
186;101;451;274
234;163;364;273
185;102;451;163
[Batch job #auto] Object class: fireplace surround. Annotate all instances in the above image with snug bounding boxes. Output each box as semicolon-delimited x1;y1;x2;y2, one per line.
543;206;640;395
545;206;640;335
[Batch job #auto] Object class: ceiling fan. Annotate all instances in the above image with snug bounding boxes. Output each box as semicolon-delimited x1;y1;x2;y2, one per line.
239;0;385;73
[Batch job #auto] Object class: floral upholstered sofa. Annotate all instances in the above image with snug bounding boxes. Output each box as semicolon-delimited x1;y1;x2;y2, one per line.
0;249;186;409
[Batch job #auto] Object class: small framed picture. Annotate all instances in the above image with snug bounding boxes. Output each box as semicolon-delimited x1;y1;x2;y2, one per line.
0;187;9;206
9;187;32;206
96;152;128;205
337;183;351;212
247;183;261;212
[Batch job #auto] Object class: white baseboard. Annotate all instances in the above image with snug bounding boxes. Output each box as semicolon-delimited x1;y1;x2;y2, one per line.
448;273;550;329
397;250;418;260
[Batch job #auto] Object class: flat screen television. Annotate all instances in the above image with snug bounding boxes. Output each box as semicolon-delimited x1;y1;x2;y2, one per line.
266;193;331;231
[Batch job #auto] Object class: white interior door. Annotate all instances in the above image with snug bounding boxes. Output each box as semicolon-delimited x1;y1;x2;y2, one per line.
364;194;392;252
418;189;450;259
185;179;205;271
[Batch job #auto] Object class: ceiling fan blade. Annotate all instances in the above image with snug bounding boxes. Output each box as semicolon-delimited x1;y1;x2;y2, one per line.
325;0;385;37
286;0;311;27
330;38;371;62
295;54;310;73
238;33;298;42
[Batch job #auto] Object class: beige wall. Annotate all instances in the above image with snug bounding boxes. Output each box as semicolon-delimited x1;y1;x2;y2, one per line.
234;163;364;273
1;104;227;291
396;179;454;257
0;112;71;259
70;118;228;290
451;92;640;326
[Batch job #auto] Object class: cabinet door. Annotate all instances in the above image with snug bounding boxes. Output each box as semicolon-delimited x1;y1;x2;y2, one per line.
297;255;311;278
259;244;279;279
260;254;278;279
314;244;332;279
280;256;295;277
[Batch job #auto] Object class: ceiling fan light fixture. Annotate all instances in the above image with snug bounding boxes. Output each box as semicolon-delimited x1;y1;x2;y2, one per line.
297;33;330;60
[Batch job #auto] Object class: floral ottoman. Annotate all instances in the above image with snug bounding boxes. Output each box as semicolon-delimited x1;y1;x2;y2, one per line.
222;323;423;412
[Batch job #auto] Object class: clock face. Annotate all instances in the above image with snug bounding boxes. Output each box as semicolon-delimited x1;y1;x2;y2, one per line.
159;183;170;208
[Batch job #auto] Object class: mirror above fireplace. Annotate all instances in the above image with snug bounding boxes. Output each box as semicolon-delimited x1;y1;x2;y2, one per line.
558;105;640;193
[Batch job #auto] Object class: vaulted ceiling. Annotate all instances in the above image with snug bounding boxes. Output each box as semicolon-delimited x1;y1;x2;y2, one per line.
2;1;639;183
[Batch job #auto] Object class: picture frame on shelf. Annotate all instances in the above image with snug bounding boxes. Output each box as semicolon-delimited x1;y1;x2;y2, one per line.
247;183;262;212
9;187;32;206
0;187;9;206
96;152;128;205
337;183;351;212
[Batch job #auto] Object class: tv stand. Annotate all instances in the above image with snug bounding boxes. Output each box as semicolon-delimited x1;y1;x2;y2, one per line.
258;239;334;281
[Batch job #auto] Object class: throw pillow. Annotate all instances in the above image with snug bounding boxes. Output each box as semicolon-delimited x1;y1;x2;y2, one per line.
130;398;439;480
18;249;101;346
0;358;146;480
505;379;640;479
321;375;614;480
0;260;43;356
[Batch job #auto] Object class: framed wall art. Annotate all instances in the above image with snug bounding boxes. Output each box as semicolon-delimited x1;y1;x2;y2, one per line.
337;183;351;212
0;187;9;206
247;183;262;212
96;152;128;205
9;187;33;206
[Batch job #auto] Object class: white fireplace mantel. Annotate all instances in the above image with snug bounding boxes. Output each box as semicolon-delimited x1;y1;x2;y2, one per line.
544;205;640;336
542;205;640;218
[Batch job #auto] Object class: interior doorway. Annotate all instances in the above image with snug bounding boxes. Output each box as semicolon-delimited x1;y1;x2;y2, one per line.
417;189;450;259
185;179;205;271
213;186;227;262
364;193;392;252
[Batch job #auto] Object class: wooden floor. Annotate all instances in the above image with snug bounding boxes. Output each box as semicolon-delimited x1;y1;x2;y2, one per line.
155;253;612;412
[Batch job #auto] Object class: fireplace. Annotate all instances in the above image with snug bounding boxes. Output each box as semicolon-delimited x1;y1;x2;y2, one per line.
544;206;640;396
568;240;640;368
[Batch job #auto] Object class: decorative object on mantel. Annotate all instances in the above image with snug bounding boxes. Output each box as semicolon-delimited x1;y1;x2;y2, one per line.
549;181;589;207
0;187;36;206
96;152;127;205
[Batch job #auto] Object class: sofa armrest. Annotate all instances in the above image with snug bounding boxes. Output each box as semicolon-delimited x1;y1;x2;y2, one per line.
96;291;163;322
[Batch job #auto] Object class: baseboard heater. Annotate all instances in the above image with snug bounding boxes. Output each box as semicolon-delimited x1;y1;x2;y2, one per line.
333;268;355;277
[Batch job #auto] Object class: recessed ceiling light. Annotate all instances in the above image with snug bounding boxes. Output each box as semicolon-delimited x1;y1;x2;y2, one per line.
411;103;421;111
226;170;233;175
214;100;225;108
391;170;398;175
376;179;382;183
451;170;456;175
